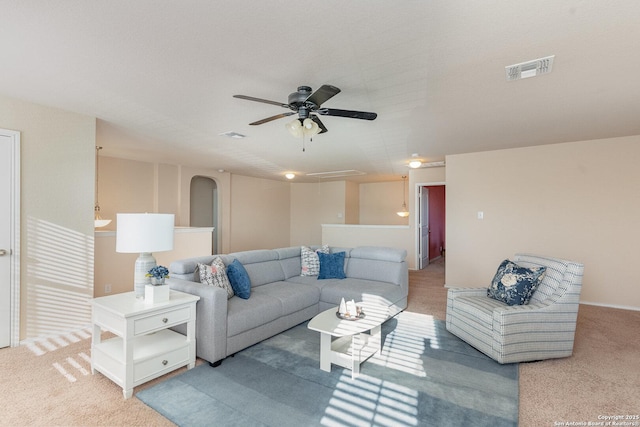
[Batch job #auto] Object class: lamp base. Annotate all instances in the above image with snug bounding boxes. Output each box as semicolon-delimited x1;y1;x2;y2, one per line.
134;253;156;299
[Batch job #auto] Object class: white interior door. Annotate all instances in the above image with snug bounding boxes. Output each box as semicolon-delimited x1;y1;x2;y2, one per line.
0;129;20;348
419;186;430;269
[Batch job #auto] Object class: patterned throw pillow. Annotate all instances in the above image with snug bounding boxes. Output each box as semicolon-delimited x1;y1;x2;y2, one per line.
301;245;330;276
198;257;234;299
487;259;547;306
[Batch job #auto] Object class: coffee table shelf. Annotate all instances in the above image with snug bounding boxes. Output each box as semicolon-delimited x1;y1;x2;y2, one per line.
308;303;389;379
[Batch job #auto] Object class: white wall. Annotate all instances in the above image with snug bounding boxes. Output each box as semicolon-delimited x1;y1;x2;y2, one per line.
0;94;95;340
445;136;640;310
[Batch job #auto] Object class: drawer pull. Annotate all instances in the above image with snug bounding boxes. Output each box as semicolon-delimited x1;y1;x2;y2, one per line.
162;318;168;323
162;360;168;366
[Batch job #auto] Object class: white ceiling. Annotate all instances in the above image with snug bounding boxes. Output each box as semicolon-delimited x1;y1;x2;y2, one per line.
2;1;640;182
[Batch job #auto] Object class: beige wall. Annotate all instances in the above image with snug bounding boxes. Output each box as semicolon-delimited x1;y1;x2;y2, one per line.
445;136;640;310
322;225;412;255
290;181;355;246
0;94;96;340
290;183;324;246
360;181;411;225
94;228;213;297
345;181;360;224
229;174;291;252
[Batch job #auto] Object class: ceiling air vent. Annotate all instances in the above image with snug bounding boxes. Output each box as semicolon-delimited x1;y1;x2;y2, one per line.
505;55;554;81
219;131;246;139
306;170;366;179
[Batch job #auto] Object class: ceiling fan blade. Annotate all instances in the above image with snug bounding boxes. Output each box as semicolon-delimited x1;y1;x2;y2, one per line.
305;84;341;107
316;108;377;120
233;94;289;108
311;115;328;134
249;112;295;126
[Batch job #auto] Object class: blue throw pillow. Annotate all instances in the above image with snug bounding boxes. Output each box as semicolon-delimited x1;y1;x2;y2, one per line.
227;259;251;299
317;251;346;280
487;259;546;305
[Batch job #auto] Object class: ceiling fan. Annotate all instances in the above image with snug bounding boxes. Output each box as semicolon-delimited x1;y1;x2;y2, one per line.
233;84;377;136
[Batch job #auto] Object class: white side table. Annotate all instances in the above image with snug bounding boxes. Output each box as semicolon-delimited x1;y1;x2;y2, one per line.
91;290;200;398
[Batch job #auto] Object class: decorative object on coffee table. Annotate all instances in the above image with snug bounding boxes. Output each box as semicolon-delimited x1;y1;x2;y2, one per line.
336;298;365;320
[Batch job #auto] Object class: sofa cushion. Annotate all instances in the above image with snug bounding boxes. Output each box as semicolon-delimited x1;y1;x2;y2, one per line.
226;291;282;337
487;259;546;306
319;278;404;307
227;259;251;299
198;258;234;299
257;281;320;315
318;251;346;279
301;245;329;276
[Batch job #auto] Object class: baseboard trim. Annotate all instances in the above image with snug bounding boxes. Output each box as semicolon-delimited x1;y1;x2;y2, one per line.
580;301;640;312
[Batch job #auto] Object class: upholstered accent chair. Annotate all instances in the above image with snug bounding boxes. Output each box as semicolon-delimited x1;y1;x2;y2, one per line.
446;254;584;364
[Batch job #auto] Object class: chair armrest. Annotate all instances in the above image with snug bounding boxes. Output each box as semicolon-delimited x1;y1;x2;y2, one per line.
167;277;228;364
491;299;579;335
447;287;487;299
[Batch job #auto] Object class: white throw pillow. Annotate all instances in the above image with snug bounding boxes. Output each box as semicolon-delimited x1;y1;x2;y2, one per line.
301;245;330;276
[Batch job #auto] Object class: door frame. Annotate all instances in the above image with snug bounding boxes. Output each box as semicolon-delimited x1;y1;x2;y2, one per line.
1;128;20;347
414;181;445;271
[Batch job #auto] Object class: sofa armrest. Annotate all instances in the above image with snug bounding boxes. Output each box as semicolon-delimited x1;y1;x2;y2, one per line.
167;277;228;364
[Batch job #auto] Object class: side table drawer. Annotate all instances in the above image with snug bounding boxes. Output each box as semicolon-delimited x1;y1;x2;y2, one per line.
134;345;190;384
134;306;191;336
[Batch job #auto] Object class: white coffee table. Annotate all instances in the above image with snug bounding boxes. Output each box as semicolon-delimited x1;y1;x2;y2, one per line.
308;303;389;379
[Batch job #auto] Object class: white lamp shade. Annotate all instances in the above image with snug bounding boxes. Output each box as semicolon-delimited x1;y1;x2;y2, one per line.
285;119;303;137
116;213;175;253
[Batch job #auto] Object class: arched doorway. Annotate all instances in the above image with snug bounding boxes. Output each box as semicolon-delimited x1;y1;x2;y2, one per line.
190;176;218;254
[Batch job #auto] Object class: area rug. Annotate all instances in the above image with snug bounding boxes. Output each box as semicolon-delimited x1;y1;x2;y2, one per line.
137;312;518;427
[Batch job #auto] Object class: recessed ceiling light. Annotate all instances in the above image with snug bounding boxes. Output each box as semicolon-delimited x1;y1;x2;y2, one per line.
409;153;422;168
219;131;246;139
285;173;295;180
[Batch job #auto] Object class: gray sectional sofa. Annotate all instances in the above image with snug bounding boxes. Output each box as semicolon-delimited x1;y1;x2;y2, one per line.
166;245;408;366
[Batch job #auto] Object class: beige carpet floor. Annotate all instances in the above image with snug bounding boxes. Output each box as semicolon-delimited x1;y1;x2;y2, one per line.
1;258;638;426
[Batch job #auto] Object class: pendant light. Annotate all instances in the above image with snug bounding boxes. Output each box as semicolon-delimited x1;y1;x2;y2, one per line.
94;146;111;228
396;175;410;218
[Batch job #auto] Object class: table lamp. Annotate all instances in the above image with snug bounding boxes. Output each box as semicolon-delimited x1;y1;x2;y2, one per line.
116;213;175;298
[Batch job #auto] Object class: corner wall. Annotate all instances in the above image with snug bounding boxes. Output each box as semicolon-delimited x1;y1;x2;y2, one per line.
445;136;640;310
0;94;96;340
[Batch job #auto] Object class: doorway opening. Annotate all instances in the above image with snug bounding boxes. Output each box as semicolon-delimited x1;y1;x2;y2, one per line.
416;183;445;270
190;176;218;254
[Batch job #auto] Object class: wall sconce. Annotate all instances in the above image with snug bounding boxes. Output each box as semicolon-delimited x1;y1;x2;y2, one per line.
94;146;111;227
